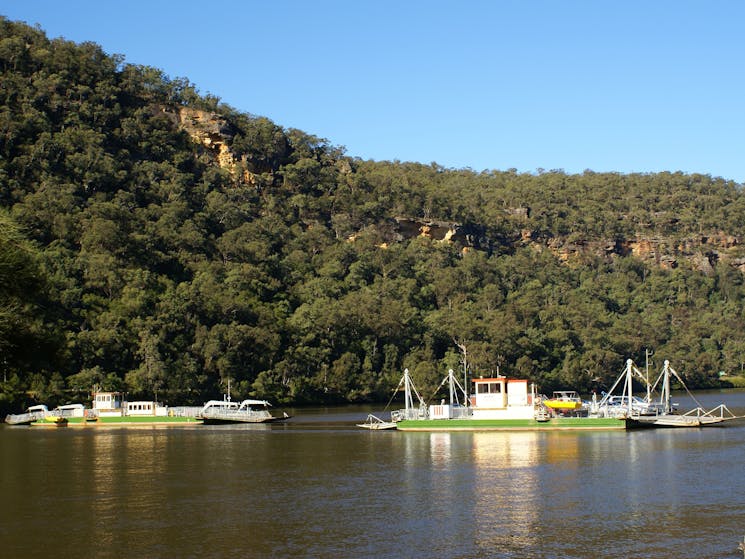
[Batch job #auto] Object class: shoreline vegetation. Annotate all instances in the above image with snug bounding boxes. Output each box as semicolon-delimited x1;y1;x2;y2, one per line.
2;17;745;415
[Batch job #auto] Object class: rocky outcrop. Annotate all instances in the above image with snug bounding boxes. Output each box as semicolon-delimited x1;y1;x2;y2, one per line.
388;217;744;274
730;258;745;273
178;108;234;148
173;107;257;183
178;107;237;169
537;233;741;274
393;218;489;250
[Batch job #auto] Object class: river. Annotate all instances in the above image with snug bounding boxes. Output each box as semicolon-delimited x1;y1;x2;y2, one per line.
2;390;745;559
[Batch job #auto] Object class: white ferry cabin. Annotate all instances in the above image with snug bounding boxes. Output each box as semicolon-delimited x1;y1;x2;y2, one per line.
470;377;536;420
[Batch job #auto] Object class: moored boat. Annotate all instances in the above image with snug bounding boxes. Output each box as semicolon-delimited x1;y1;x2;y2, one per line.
543;391;584;412
391;368;626;431
357;414;397;430
198;398;290;424
5;404;51;425
29;392;202;426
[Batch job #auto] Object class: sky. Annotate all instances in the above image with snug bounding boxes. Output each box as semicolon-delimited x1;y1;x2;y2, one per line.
3;1;744;183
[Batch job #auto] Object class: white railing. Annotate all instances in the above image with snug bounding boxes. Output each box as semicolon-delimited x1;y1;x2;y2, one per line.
390;406;429;422
169;406;203;418
4;411;46;424
201;408;273;422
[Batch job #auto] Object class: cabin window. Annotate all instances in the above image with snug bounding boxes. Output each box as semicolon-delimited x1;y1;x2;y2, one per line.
476;382;502;394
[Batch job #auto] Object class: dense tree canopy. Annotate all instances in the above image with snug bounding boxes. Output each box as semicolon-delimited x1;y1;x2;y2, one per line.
1;17;745;413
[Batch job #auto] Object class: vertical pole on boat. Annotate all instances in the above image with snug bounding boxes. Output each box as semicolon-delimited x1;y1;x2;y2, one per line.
625;359;634;416
404;368;412;416
661;360;671;414
645;348;652;402
463;346;468;408
448;369;455;407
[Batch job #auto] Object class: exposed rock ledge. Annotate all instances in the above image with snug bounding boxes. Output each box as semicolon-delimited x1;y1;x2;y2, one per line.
177;107;238;171
390;218;744;273
535;233;742;274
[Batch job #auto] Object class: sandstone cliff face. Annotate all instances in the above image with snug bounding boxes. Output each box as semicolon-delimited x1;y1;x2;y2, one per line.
390;217;744;274
393;218;489;251
536;232;741;273
178;107;235;151
173;107;256;183
178;107;237;170
167;107;744;274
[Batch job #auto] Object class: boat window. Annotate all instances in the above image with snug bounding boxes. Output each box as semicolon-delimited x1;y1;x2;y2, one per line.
476;383;502;394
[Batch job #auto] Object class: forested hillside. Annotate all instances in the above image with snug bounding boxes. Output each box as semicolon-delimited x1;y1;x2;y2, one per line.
2;18;745;413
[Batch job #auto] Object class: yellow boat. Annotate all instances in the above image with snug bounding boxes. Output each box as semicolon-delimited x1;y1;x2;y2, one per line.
543;391;583;411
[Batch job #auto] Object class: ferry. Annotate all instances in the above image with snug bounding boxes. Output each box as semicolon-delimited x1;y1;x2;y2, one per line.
390;359;745;431
390;369;625;431
5;391;289;427
13;392;203;426
198;398;290;424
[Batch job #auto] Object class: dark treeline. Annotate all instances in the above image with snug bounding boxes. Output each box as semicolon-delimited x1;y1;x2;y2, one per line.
2;18;745;414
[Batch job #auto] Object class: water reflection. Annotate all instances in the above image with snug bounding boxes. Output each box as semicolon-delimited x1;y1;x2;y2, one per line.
470;433;543;554
83;430;178;557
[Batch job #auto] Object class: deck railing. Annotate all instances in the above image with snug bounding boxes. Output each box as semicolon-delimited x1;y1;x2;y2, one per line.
200;408;273;421
169;406;202;418
4;411;47;424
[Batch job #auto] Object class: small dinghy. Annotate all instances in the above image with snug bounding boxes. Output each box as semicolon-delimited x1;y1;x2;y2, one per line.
357;414;397;430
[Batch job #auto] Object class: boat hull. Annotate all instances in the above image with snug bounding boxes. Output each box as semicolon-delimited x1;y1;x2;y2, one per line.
627;415;729;428
200;416;285;425
32;416;202;427
396;417;626;431
543;401;583;411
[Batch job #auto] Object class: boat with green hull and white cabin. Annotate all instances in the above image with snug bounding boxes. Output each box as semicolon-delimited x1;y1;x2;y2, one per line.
390;368;626;431
388;358;744;431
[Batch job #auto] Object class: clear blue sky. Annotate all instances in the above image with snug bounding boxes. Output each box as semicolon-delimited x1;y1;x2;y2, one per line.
3;1;744;183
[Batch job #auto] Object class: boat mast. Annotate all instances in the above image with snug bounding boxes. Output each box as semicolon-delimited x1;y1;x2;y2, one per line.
448;368;456;407
454;340;469;408
404;368;413;414
625;359;634;416
660;360;672;414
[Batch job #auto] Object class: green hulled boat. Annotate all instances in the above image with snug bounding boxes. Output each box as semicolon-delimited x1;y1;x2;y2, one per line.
395;416;625;431
388;368;628;432
24;393;203;427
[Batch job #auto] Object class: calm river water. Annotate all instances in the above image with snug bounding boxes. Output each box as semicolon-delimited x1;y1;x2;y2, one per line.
2;391;745;559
